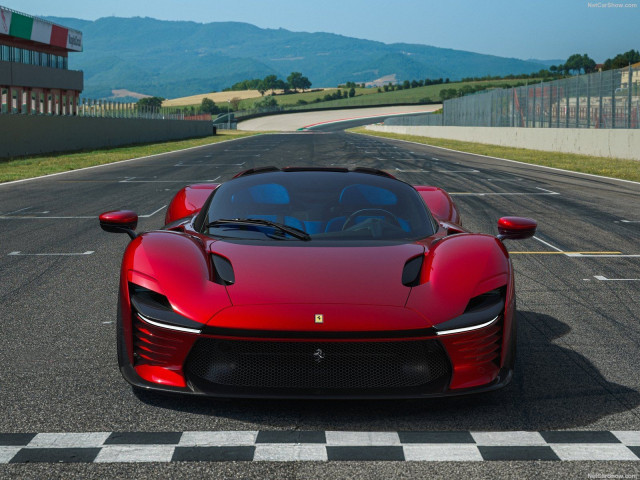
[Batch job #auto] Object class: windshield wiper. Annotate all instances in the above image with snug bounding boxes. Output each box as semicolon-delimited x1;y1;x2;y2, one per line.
204;218;311;241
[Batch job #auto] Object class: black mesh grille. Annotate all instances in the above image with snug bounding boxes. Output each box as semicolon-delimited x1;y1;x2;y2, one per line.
185;338;451;394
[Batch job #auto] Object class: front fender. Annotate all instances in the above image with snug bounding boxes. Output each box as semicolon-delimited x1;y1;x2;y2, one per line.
121;231;231;323
406;234;510;326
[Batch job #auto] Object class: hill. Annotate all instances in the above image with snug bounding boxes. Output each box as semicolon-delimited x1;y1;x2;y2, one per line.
46;16;550;99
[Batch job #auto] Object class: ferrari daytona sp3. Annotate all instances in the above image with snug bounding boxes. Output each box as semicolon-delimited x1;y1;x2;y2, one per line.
99;167;536;398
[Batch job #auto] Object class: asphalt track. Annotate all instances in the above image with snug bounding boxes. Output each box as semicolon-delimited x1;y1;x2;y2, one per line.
0;125;639;478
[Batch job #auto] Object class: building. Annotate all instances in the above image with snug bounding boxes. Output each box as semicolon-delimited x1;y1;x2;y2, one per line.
0;5;83;115
620;61;640;89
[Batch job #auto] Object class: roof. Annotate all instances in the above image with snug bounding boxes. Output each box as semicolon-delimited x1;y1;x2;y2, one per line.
0;5;82;52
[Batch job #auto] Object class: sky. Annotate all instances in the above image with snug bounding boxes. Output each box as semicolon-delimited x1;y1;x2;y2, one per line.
5;0;640;62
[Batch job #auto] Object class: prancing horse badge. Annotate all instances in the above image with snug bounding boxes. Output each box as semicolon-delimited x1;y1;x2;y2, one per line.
315;314;324;324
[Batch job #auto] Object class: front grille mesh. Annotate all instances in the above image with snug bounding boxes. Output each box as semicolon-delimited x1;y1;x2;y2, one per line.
185;339;450;391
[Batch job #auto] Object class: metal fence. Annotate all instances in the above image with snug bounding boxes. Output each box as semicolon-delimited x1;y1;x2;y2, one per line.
383;65;640;129
383;112;444;126
441;65;639;129
0;93;187;120
75;99;185;120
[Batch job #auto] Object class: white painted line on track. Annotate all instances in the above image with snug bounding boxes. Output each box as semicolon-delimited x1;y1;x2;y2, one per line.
174;162;245;167
0;205;167;220
594;275;640;281
119;176;220;183
28;432;111;448
95;445;175;463
0;447;21;463
568;254;640;258
450;191;559;196
140;205;168;218
352;131;640;186
613;431;640;445
179;431;258;446
533;236;564;252
0;135;259;188
551;444;639;461
325;432;401;446
471;431;547;446
8;251;94;256
254;445;328;462
620;220;640;223
403;444;483;462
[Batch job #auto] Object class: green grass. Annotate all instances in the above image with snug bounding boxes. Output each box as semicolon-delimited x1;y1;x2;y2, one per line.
351;128;640;183
177;79;541;112
0;131;260;183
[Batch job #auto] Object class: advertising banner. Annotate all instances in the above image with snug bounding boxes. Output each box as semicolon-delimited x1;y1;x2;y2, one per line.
67;29;82;51
30;18;52;45
0;7;82;52
9;12;33;40
0;8;12;35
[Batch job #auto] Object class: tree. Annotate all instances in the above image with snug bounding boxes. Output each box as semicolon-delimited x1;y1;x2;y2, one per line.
403;80;411;89
200;97;218;114
136;96;164;110
603;49;640;70
254;96;278;109
229;97;241;111
287;72;303;92
262;75;279;94
299;76;312;92
348;87;356;98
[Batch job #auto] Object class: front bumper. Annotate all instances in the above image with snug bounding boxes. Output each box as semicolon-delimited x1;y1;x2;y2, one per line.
119;314;512;399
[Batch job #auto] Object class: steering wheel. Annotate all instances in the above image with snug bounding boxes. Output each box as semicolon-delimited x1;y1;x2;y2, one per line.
342;208;402;231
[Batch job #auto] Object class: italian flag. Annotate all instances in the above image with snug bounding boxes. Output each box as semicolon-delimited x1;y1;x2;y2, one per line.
0;7;82;51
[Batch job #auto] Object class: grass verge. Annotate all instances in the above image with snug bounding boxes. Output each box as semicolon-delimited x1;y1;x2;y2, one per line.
351;128;640;183
0;131;261;183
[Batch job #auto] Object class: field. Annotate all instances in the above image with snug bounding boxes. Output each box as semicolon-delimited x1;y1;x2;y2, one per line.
163;88;332;107
166;78;540;111
163;90;266;107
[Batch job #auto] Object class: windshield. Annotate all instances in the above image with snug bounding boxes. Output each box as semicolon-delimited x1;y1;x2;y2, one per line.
198;171;435;242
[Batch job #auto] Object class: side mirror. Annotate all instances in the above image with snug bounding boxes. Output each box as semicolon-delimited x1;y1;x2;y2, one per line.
497;216;536;241
99;210;138;239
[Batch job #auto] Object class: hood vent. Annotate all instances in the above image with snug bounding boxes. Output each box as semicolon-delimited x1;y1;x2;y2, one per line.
211;254;235;286
402;255;423;287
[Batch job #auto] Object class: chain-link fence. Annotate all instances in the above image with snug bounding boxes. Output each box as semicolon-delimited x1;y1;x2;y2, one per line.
383;113;444;126
443;65;639;129
75;99;185;120
384;65;640;129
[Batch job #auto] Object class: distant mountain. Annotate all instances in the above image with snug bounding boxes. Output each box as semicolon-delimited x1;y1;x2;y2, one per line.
46;16;549;99
526;58;564;67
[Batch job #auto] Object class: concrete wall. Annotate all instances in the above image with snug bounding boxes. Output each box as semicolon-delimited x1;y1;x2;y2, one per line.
0;61;83;91
1;115;213;158
365;125;640;161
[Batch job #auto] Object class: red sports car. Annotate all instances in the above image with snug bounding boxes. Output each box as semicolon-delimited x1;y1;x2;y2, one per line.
100;167;536;398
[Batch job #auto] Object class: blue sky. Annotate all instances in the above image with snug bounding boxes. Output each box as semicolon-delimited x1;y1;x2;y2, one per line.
6;0;640;61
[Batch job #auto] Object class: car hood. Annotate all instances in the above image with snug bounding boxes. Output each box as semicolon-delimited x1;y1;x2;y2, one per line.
209;241;424;307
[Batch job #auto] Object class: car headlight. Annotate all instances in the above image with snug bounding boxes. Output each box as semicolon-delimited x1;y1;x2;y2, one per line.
129;283;202;334
434;287;505;335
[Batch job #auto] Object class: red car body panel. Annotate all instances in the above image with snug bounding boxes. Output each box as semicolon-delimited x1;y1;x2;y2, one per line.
107;169;526;398
165;183;219;225
210;242;423;307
